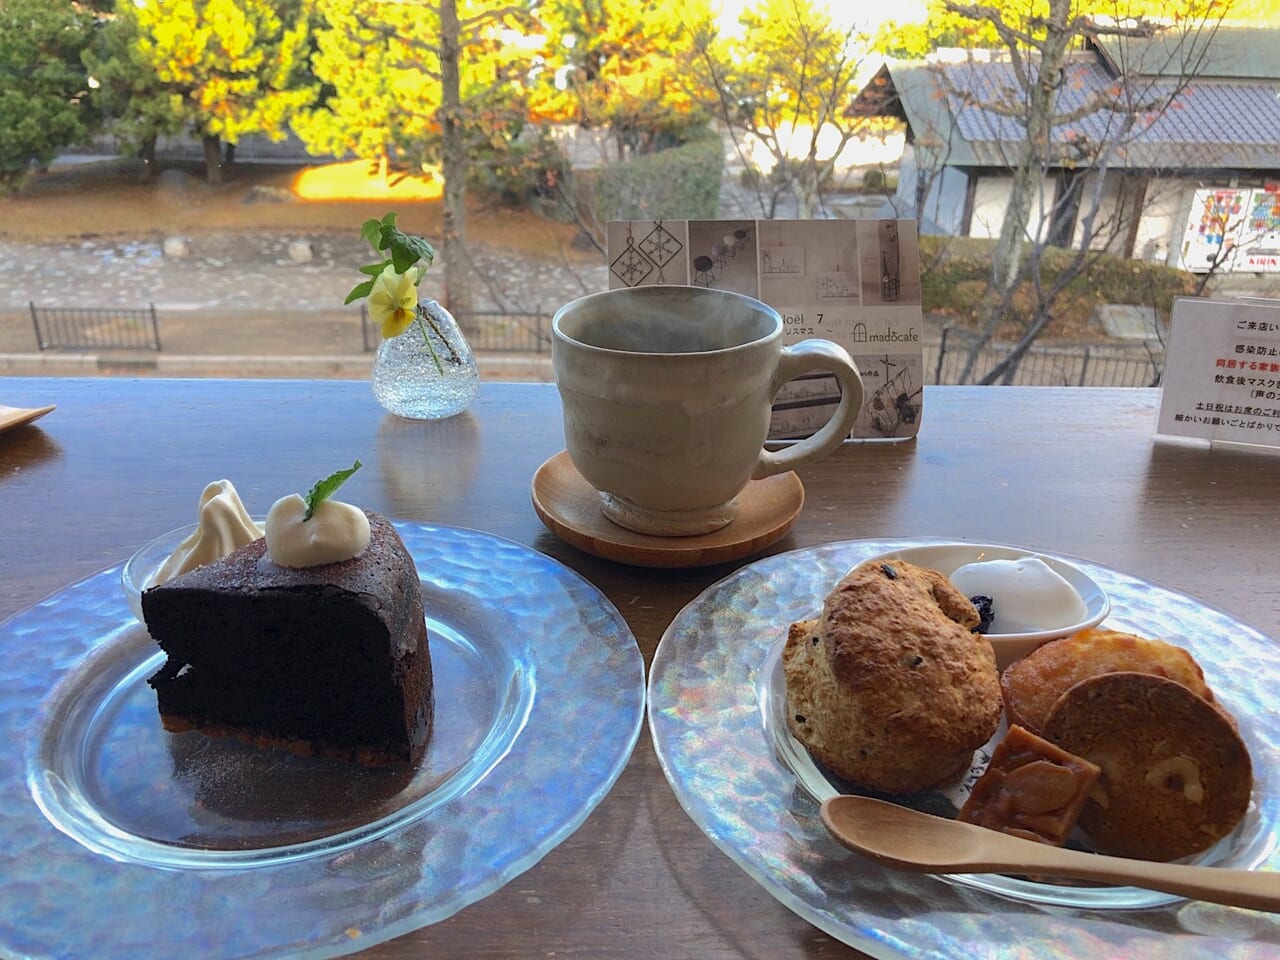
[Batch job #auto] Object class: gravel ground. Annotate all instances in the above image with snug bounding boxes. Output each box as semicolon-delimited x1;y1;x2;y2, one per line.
0;231;608;378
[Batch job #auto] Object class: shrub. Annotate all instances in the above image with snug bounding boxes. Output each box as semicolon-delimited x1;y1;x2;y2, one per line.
594;134;724;222
467;133;568;210
918;235;1196;339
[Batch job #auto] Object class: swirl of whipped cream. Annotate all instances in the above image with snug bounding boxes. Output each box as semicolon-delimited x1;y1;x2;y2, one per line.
264;493;370;567
149;479;264;586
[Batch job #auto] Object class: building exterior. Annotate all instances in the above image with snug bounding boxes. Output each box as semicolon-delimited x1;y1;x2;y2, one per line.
849;25;1280;274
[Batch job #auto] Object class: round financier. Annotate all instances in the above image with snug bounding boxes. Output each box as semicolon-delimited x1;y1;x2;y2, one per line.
1042;671;1252;861
1001;627;1215;737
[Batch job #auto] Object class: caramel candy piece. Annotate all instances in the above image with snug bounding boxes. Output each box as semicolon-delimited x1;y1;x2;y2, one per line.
958;724;1100;845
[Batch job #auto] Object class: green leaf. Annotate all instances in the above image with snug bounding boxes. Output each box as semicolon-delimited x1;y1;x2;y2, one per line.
350;213;434;303
360;217;385;253
380;226;435;275
343;279;376;304
303;460;363;520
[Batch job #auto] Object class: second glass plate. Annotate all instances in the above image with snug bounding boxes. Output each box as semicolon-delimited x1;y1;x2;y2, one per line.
648;538;1280;959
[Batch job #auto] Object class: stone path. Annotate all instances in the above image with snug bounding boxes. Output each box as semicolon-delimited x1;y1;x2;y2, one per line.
0;230;606;317
0;231;608;378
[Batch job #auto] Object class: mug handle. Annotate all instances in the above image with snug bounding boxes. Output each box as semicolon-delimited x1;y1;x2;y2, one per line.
752;339;864;480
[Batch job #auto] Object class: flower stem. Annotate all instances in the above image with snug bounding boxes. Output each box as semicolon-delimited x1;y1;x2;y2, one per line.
420;306;464;364
415;313;445;375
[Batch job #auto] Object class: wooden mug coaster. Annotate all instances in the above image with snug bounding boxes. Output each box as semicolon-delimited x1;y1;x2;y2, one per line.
531;451;804;568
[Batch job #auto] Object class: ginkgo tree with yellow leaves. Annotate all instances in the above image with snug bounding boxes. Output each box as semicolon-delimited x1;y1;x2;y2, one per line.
290;0;433;185
114;0;316;184
294;0;535;182
294;0;540;313
528;0;714;161
687;0;871;219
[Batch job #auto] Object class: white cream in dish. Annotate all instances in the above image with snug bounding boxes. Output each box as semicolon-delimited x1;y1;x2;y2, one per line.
264;493;370;567
948;556;1088;634
148;479;264;586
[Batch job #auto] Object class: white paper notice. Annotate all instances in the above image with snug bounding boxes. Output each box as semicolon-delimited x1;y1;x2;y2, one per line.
606;218;925;441
1157;297;1280;447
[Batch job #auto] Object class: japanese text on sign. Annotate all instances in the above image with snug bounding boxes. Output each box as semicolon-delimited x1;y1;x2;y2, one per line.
1157;298;1280;448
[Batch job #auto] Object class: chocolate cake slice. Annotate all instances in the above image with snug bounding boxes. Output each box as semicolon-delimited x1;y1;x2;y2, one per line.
141;512;433;765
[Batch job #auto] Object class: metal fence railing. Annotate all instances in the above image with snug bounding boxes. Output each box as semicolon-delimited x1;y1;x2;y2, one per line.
30;302;162;351
458;311;551;354
929;326;1165;387
355;306;1165;387
361;306;551;354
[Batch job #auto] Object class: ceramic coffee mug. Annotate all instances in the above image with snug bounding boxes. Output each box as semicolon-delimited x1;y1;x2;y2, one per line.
551;285;864;536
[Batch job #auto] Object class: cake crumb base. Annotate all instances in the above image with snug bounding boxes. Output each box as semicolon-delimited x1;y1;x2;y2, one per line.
159;712;416;768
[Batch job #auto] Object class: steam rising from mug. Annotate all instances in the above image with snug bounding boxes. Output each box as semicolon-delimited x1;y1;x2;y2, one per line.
552;286;864;537
568;297;769;354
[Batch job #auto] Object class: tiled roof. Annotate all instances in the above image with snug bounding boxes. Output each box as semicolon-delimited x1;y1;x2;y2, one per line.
1089;24;1280;81
896;54;1280;170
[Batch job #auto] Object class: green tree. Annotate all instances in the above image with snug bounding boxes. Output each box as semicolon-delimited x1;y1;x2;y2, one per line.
82;0;185;182
124;0;316;183
689;0;868;219
0;0;96;189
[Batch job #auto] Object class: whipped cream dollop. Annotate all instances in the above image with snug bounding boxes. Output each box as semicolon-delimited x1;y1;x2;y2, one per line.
148;480;264;587
264;493;370;567
948;556;1087;634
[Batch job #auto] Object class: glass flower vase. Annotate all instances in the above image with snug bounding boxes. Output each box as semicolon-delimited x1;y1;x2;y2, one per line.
371;300;479;420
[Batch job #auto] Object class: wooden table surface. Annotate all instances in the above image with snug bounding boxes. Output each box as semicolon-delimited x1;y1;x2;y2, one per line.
1;378;1278;959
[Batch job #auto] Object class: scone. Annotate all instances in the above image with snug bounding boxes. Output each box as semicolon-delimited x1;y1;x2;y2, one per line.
1043;672;1252;861
1001;627;1214;736
784;559;1001;794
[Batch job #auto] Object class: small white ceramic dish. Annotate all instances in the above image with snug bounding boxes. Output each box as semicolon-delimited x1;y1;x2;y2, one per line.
121;520;265;623
862;541;1109;668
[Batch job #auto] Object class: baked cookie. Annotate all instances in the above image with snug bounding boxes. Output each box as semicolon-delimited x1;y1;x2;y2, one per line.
1043;672;1252;861
783;558;1001;794
1001;627;1214;736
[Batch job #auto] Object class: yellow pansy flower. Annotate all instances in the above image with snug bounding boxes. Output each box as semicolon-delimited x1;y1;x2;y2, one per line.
368;264;420;339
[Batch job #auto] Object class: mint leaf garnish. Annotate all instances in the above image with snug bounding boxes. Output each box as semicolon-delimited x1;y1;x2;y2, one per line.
303;460;362;520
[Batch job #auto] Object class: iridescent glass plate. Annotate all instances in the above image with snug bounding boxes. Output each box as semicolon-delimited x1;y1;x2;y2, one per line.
3;524;645;958
649;538;1280;959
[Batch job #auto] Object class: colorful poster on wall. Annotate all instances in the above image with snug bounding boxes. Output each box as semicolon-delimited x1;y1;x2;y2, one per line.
606;218;924;441
1236;186;1280;273
1177;186;1280;274
1177;187;1248;273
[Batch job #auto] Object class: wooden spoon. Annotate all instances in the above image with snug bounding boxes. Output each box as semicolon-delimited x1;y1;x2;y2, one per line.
821;795;1280;913
0;404;55;433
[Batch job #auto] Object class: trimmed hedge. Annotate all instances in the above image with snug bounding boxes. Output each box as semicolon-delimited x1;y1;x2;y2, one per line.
594;135;724;222
918;235;1196;340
